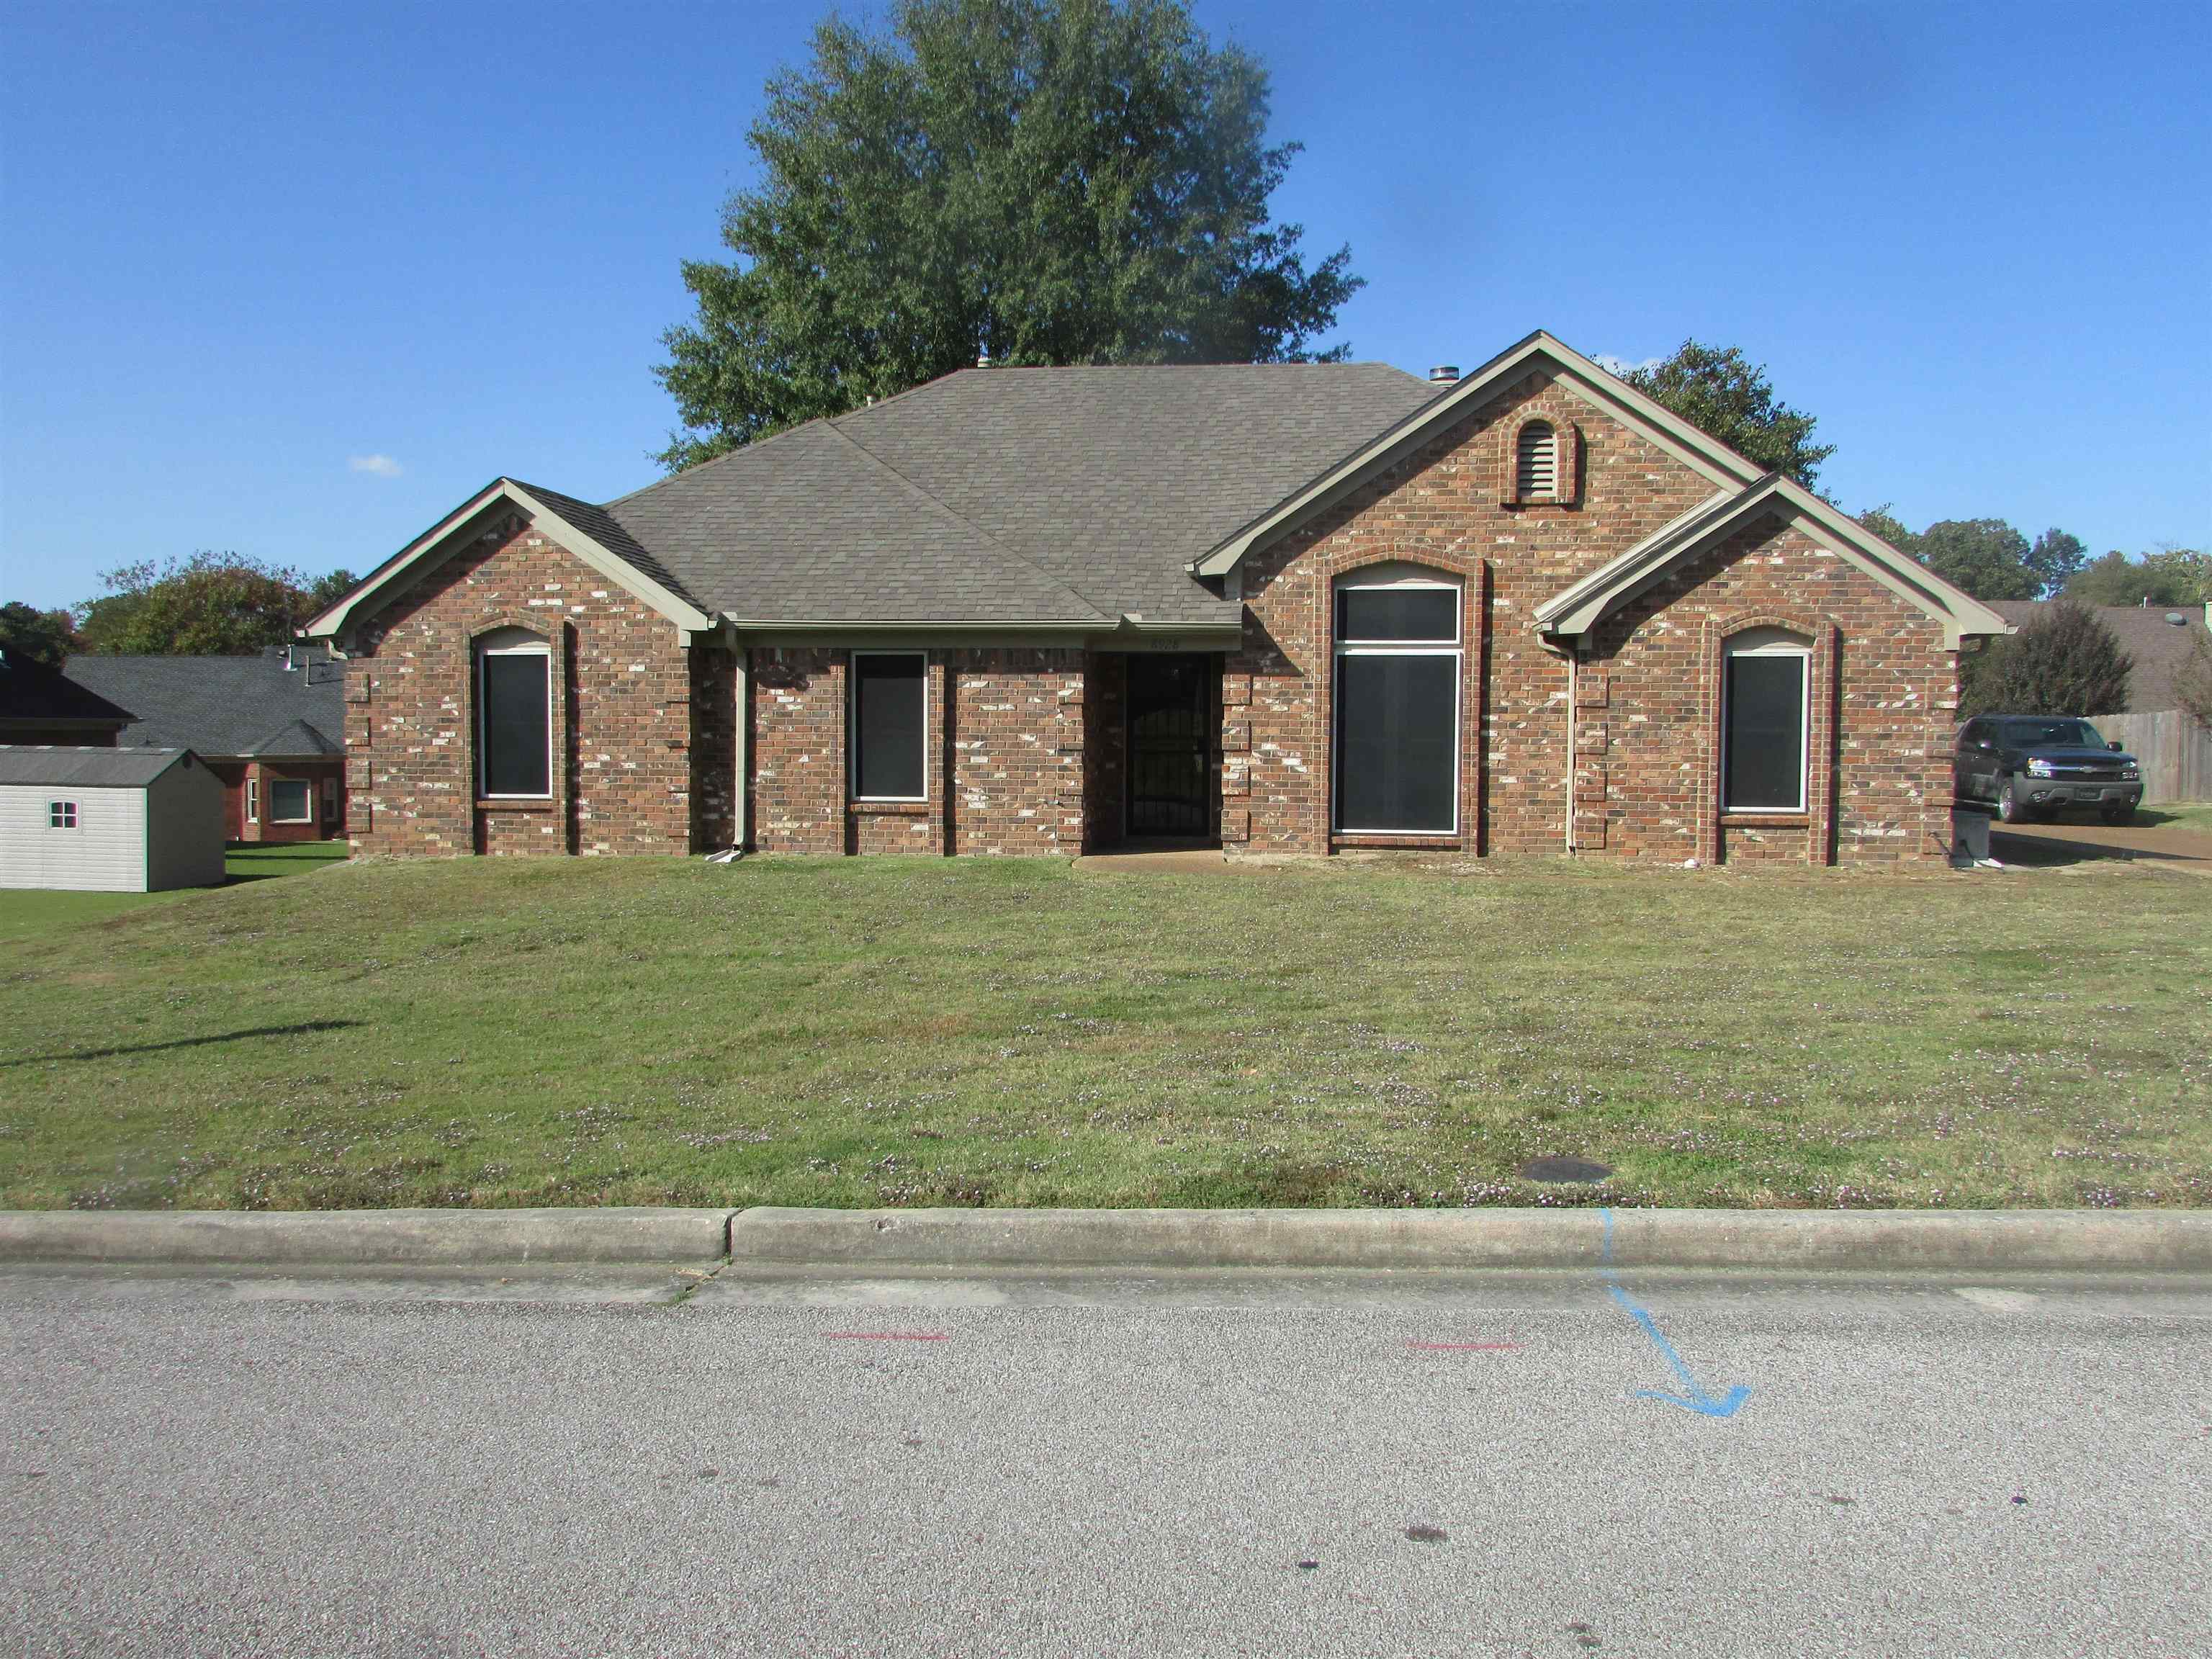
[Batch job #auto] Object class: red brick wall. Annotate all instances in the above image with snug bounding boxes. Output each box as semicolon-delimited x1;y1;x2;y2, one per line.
1233;368;1953;863
1585;516;1956;863
342;515;695;857
744;646;1085;856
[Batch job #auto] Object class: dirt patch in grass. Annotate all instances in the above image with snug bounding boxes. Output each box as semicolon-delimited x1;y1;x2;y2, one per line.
1;851;2206;1210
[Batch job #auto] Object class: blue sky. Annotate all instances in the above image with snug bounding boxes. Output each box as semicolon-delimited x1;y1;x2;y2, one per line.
4;0;2207;612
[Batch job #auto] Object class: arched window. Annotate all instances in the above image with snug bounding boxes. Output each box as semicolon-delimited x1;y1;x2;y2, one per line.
1722;628;1812;812
476;628;552;799
1333;565;1462;835
1515;421;1558;502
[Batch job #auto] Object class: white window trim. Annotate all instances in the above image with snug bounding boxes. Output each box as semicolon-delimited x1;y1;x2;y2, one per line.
1331;575;1464;837
246;776;258;824
477;634;555;801
848;649;930;804
268;779;315;824
1721;631;1812;814
48;800;78;830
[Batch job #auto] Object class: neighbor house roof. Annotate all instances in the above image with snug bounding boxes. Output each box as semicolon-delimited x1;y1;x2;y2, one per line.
62;647;346;760
0;652;137;731
0;745;198;788
1534;475;2015;648
1987;601;2212;712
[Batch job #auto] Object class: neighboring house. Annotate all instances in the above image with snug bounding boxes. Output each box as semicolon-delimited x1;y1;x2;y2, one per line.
1986;601;2212;714
0;747;226;891
0;649;135;746
306;330;2008;866
62;646;347;842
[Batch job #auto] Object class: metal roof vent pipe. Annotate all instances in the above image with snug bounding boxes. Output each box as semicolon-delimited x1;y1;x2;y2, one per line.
1428;364;1460;385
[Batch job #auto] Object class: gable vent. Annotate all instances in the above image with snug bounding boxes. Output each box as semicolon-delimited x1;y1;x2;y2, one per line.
1516;421;1557;500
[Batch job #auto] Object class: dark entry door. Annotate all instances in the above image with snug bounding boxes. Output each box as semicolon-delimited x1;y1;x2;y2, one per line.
1126;654;1212;838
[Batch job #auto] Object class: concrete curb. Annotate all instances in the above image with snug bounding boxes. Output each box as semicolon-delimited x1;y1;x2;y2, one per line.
0;1207;735;1267
727;1205;2212;1274
1;1205;2208;1272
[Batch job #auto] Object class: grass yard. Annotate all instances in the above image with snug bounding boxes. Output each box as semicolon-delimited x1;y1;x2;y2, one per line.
2140;801;2212;834
0;840;349;943
1;850;2206;1213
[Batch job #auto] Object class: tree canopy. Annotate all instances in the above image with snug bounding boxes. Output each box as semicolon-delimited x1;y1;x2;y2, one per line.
2062;547;2210;608
0;601;82;668
75;555;356;657
1960;600;2131;718
1621;341;1835;491
1854;511;2087;602
655;0;1360;470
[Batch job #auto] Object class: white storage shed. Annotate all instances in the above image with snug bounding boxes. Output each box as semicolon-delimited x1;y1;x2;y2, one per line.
0;746;226;892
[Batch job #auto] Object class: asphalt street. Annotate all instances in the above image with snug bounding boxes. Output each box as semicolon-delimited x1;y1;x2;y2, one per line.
4;1263;2208;1658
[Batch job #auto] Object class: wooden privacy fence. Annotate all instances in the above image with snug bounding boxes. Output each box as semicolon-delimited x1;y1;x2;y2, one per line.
2100;710;2212;803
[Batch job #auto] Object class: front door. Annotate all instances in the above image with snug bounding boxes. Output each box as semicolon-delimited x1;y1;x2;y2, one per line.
1125;654;1212;838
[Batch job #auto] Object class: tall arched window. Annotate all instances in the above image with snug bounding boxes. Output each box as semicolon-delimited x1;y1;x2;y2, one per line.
1333;565;1462;835
1514;421;1558;501
1722;628;1812;812
476;628;552;799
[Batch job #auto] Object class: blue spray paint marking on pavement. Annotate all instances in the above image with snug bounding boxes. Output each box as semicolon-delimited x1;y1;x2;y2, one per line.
1600;1208;1750;1419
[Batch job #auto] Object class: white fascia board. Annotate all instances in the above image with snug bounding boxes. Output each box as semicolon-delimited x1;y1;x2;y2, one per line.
303;479;712;639
1537;476;2016;649
1190;330;1766;580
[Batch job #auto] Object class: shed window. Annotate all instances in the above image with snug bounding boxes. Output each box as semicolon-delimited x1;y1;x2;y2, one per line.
477;630;552;799
1722;629;1812;812
1334;575;1461;835
270;780;313;823
850;652;927;801
48;800;78;830
1515;421;1557;500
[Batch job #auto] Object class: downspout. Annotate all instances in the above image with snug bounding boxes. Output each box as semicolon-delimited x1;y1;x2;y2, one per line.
732;634;750;853
1541;633;1578;855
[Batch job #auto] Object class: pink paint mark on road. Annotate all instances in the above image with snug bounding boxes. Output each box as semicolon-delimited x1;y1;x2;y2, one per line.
824;1331;949;1342
1406;1341;1523;1352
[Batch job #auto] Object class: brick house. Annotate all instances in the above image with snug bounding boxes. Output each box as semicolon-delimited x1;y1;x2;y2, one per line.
62;647;347;842
305;331;2008;865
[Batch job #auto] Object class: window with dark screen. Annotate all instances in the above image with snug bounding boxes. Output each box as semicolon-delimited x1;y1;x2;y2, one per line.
1334;577;1460;835
851;652;926;801
478;634;552;797
1723;638;1809;812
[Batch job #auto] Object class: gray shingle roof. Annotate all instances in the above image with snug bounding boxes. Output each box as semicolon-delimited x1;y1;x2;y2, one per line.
61;647;345;758
602;363;1436;628
1988;602;2212;713
0;745;196;788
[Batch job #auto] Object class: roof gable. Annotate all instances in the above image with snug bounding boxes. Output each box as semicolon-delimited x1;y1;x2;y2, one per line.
1533;475;2015;647
0;655;138;728
1191;331;1769;580
305;479;714;641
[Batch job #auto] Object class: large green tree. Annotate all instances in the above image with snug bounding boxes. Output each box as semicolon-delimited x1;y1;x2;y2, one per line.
0;601;82;668
1863;515;2086;602
2063;546;2210;608
76;554;354;656
1961;600;2131;717
655;0;1360;469
1622;341;1835;491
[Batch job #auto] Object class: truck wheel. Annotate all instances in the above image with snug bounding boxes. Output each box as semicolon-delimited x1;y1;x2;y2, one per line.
2100;801;2135;826
1997;776;2029;824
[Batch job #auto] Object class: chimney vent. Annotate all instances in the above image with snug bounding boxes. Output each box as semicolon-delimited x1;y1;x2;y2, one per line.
1428;364;1460;385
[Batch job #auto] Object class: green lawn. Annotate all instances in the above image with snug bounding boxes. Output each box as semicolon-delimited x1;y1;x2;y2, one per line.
1;850;2206;1213
0;840;349;943
2139;801;2212;833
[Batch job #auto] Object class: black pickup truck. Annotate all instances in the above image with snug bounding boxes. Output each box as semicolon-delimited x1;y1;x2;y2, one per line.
1953;716;2143;824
